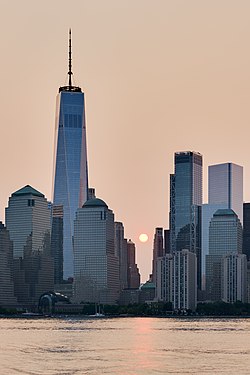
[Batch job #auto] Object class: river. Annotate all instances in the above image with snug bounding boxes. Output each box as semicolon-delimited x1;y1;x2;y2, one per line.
0;316;250;374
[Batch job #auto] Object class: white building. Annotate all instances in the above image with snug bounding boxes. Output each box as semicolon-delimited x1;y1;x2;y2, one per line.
221;253;247;303
156;250;197;311
73;198;120;304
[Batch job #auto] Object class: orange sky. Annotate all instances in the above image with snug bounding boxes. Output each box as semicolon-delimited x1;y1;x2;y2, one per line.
1;1;250;281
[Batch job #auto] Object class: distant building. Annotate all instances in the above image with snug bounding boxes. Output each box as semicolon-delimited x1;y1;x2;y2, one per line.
51;205;63;284
139;281;156;303
208;163;243;224
221;253;247;303
156;250;197;311
5;185;53;304
6;185;51;259
0;222;17;305
206;209;242;301
52;31;89;280
127;239;140;289
152;227;164;284
170;151;202;289
164;229;170;254
243;203;250;261
73;198;120;304
114;222;128;291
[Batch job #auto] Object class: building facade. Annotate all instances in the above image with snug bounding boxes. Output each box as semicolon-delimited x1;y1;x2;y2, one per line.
243;203;250;261
170;151;202;289
114;222;128;291
221;253;247;303
0;223;17;305
127;240;140;289
156;250;197;311
208;163;243;223
73;198;119;304
152;227;164;284
206;209;242;301
52;31;88;280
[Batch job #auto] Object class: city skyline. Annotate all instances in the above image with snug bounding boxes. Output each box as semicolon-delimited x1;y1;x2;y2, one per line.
1;1;250;281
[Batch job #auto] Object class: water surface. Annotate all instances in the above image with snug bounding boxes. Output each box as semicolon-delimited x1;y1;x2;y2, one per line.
1;316;250;374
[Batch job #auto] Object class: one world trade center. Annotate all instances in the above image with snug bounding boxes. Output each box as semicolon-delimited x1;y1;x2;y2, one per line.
52;30;88;280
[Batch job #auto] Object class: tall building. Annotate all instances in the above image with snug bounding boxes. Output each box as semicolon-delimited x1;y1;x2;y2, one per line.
243;203;250;260
208;163;243;223
201;203;226;290
5;185;53;304
221;253;247;303
0;223;17;305
73;198;119;304
206;209;242;301
52;30;88;280
51;205;63;284
6;185;51;259
127;239;140;289
152;227;164;284
170;151;202;288
156;250;197;311
114;222;128;291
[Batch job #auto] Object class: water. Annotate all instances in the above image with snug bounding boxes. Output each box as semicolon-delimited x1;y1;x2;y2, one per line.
1;316;250;374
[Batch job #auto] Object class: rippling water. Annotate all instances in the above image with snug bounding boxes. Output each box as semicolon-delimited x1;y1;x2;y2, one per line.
1;316;250;374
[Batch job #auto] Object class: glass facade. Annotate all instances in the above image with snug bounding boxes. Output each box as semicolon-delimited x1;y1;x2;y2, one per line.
208;163;243;224
206;209;242;301
170;151;202;288
52;90;88;280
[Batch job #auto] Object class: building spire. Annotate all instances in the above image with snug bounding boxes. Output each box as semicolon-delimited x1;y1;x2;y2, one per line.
68;29;72;87
59;29;81;93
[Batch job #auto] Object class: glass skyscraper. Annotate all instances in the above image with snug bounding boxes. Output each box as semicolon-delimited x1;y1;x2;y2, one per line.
52;31;88;280
208;162;243;223
170;151;202;288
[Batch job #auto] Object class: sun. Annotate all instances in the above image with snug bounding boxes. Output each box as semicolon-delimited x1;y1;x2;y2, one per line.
139;233;148;243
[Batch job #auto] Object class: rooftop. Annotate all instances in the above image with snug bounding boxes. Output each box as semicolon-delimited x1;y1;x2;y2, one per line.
83;198;108;208
12;185;44;198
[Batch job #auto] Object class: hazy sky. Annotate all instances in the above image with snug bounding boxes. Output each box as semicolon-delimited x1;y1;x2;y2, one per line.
1;1;250;281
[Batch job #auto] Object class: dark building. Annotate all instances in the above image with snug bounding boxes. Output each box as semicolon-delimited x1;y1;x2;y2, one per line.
170;151;202;289
127;240;140;289
114;222;128;291
243;203;250;261
164;229;170;254
152;228;164;284
0;222;17;305
51;205;63;284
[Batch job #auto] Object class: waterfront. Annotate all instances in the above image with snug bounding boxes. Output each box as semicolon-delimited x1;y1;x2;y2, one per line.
1;317;250;374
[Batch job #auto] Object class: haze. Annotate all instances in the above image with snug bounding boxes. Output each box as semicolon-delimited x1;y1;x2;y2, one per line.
1;0;250;281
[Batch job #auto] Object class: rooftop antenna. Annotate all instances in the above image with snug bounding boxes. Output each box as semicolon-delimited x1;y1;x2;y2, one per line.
68;29;72;88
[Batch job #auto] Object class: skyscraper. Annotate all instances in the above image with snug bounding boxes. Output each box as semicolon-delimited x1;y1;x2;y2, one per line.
208;163;243;223
152;227;164;284
243;203;250;260
206;209;242;301
52;30;88;279
73;198;120;304
170;151;202;288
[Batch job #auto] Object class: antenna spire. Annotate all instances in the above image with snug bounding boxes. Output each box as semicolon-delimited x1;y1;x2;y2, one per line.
68;29;72;87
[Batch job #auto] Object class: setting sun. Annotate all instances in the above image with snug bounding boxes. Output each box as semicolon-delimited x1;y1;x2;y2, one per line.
139;233;148;243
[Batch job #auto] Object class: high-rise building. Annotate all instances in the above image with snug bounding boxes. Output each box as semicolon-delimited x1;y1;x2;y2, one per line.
156;250;197;311
5;185;53;304
243;203;250;260
114;222;128;291
152;227;164;284
6;185;51;259
127;240;140;289
164;229;170;254
221;253;247;303
73;198;119;304
206;209;242;301
0;222;17;305
170;151;202;288
208;163;243;223
51;205;63;284
201;203;226;290
52;30;88;280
